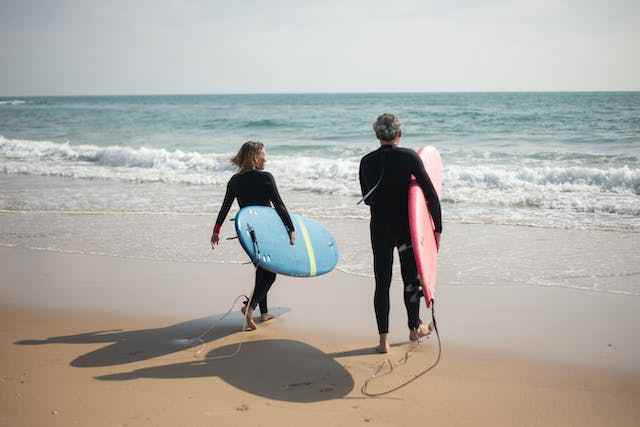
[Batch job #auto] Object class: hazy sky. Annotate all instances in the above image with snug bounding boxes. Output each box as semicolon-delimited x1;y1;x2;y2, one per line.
1;0;638;95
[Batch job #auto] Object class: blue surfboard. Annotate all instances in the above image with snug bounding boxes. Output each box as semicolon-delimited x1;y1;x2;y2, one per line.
234;206;339;277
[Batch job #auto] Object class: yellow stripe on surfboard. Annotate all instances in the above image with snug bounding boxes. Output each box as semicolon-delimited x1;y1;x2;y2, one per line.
296;218;317;276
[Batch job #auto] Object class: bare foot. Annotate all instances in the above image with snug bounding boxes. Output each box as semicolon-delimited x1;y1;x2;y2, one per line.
244;318;257;331
409;322;433;341
376;334;390;353
376;343;390;354
260;313;275;322
244;307;257;331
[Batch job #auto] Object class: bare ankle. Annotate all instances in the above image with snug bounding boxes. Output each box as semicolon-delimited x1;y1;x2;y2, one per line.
244;308;257;330
409;323;432;341
377;333;390;353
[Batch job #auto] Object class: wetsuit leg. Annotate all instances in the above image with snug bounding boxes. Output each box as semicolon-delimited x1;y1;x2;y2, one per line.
258;273;275;314
371;221;394;334
250;267;276;311
398;242;421;330
258;296;269;315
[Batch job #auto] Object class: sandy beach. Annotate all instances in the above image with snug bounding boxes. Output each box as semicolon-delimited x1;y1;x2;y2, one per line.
2;221;639;427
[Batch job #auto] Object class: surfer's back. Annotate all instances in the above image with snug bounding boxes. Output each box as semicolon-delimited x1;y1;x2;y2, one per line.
215;169;295;234
359;145;422;223
229;170;277;208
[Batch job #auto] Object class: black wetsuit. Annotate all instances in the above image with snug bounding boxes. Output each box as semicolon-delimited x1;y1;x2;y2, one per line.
359;144;442;334
215;170;295;313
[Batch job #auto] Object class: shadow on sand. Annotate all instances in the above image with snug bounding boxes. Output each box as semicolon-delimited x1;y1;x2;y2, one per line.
15;307;356;401
15;308;289;368
96;338;355;402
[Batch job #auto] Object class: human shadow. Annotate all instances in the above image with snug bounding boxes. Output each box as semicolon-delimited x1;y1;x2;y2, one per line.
328;341;417;358
15;307;289;368
96;339;354;402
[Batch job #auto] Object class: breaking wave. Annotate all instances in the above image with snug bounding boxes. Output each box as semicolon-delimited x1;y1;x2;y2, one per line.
0;100;27;105
1;137;639;215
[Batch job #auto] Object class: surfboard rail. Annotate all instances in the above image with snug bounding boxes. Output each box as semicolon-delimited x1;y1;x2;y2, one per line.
408;146;443;306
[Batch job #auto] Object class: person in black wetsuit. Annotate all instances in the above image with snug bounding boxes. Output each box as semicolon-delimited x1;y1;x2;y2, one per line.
359;113;443;353
211;141;295;331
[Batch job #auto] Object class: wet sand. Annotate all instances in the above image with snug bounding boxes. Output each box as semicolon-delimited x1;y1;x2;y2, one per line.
1;234;639;426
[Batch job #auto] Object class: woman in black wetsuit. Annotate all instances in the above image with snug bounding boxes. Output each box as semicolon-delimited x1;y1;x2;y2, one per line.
211;141;295;331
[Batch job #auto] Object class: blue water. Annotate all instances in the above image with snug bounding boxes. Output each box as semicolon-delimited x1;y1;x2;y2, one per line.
1;92;639;230
2;93;639;150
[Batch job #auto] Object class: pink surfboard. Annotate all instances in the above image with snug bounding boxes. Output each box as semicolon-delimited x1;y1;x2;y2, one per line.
408;146;443;307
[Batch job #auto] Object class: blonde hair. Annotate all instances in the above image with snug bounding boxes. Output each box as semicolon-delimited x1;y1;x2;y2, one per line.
231;141;264;171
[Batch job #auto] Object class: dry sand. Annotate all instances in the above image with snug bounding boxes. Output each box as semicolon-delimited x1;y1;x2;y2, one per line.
1;235;640;426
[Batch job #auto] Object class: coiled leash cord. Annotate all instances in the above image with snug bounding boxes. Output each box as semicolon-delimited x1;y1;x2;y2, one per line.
361;300;442;397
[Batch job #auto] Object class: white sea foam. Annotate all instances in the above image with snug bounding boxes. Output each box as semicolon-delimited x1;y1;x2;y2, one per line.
0;136;232;171
1;136;639;218
0;136;361;193
0;136;236;184
268;156;360;196
447;164;640;195
0;100;26;105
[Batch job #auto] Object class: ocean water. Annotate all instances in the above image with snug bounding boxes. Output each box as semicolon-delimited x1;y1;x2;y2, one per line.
1;93;639;295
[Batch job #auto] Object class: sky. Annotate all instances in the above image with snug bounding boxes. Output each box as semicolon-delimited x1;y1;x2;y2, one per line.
0;0;638;95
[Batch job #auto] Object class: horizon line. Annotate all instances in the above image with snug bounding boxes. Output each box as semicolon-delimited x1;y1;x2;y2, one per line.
2;89;640;98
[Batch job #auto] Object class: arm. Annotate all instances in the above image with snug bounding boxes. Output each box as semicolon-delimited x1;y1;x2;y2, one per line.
211;179;236;248
359;158;371;206
265;172;296;243
413;156;443;234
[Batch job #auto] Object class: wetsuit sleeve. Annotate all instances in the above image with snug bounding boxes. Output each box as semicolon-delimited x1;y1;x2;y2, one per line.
412;157;443;233
265;172;295;233
214;178;236;229
359;157;371;206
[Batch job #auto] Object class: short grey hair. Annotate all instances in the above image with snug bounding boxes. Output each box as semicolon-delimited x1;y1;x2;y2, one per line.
372;113;402;141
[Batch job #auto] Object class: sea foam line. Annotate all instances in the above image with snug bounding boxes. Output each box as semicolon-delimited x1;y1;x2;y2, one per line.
0;100;26;105
0;242;244;265
2;136;639;200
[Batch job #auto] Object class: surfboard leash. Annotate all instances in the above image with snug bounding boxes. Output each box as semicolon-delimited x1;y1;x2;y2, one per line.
361;299;442;397
188;256;258;358
184;291;252;359
199;291;257;361
184;219;265;360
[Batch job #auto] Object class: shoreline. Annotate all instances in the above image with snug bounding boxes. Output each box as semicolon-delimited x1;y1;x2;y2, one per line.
2;210;639;297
